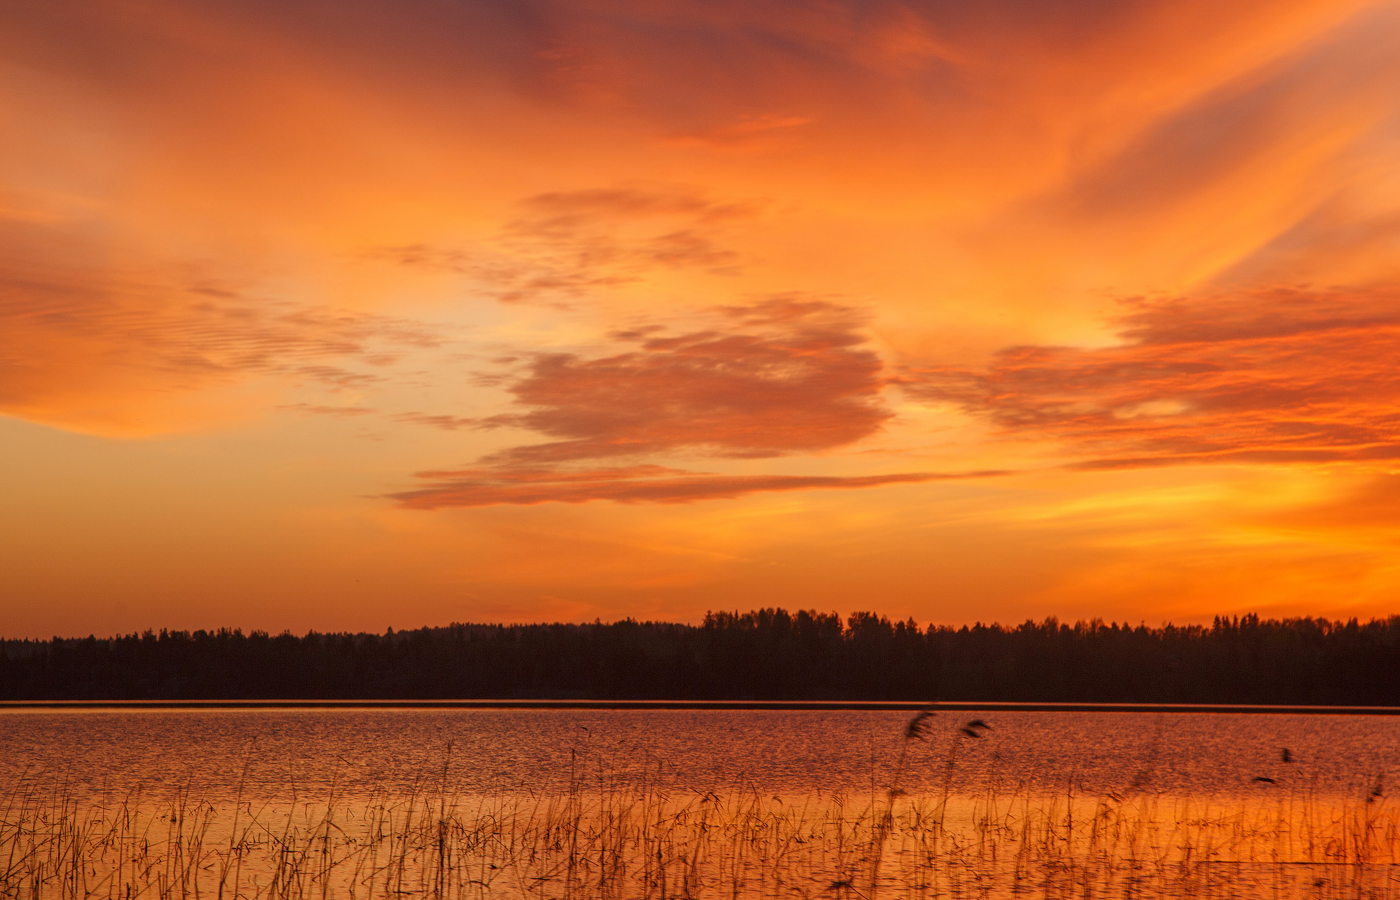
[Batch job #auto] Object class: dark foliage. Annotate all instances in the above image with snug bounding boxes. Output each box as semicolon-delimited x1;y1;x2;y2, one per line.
1;611;1398;702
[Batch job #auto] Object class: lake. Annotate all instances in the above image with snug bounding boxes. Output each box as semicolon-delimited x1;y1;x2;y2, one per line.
2;707;1397;899
2;707;1394;800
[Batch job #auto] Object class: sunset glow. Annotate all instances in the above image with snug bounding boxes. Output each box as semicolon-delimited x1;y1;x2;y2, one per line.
4;0;1400;636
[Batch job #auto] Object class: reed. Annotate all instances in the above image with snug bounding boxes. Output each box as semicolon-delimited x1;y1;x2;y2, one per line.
3;724;1397;900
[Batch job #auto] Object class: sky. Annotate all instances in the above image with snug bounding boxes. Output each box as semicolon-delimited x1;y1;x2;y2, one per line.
4;0;1400;637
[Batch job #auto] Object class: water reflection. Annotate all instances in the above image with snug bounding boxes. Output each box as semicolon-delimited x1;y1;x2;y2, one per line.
1;708;1394;801
2;710;1397;899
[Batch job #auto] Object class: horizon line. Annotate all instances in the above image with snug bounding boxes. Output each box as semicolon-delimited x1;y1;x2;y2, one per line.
4;700;1399;715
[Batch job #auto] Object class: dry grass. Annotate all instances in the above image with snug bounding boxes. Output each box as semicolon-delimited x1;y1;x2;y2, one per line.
4;779;1399;899
3;721;1399;900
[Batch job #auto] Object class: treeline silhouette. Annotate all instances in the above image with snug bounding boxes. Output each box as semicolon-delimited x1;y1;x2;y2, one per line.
2;610;1399;703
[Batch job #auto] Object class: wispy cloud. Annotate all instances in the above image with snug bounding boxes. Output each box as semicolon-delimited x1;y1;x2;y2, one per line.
907;287;1400;469
279;403;378;418
0;220;441;433
393;412;480;431
390;464;1003;508
662;114;815;153
368;187;758;306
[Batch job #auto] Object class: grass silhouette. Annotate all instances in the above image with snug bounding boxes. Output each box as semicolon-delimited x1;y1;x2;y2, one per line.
2;713;1397;899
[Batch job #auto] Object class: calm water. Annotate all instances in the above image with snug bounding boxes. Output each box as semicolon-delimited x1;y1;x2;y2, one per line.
1;707;1394;802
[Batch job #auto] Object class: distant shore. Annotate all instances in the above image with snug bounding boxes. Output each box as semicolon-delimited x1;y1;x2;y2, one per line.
4;699;1399;714
8;615;1400;706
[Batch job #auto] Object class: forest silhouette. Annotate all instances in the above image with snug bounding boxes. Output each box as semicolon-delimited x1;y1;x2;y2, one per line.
2;610;1398;703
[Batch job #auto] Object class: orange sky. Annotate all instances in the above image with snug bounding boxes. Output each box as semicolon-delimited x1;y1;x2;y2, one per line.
4;0;1400;637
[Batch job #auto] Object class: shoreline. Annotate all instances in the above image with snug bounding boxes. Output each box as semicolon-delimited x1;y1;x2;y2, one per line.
3;699;1400;714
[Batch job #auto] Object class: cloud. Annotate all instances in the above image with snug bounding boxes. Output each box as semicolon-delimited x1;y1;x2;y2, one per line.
394;412;479;431
369;187;758;305
0;220;441;434
907;287;1400;469
384;297;953;507
483;296;889;463
662;114;816;153
1270;473;1400;532
390;465;1001;508
499;187;760;295
515;188;756;224
279;403;378;418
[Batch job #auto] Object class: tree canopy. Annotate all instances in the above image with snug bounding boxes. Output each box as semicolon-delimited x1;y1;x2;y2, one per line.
3;611;1397;703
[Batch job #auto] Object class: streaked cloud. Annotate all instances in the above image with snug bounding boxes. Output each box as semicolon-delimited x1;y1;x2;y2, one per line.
909;288;1400;469
0;220;440;434
661;114;815;154
393;412;480;431
278;403;378;419
390;465;1002;509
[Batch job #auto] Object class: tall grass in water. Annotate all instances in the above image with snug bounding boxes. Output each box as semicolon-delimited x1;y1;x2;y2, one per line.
3;722;1398;899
